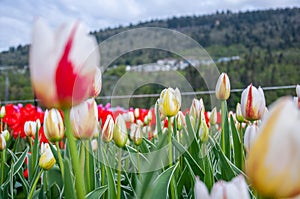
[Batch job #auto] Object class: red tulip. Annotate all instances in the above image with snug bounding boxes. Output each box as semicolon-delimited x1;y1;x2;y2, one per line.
29;19;99;109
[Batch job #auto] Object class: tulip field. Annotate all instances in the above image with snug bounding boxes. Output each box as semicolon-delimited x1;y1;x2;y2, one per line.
1;20;300;199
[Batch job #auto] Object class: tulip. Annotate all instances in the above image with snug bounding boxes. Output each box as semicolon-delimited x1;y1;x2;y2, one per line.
236;103;244;123
1;129;10;141
113;115;128;148
199;119;209;142
24;121;38;137
122;111;135;123
194;175;250;199
241;84;266;121
44;109;64;142
296;84;300;98
246;97;300;198
91;139;98;152
158;87;181;117
134;108;139;118
39;143;56;170
90;68;102;98
130;123;143;146
243;124;259;153
70;98;98;139
209;107;217;125
190;98;204;120
144;111;152;125
0;134;6;151
194;176;210;199
29;19;99;109
0;106;5;118
215;73;230;100
176;111;186;130
101;114;114;143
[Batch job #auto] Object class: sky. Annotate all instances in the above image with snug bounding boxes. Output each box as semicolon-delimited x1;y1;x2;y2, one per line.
0;0;299;52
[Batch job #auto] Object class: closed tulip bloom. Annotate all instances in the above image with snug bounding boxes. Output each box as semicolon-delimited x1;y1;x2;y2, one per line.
246;97;300;198
243;125;259;153
209;107;217;125
190;98;204;120
236;103;244;123
29;19;99;109
113;115;128;148
0;134;6;151
241;84;266;121
0;106;5;118
176;111;186;130
2;130;10;141
90;68;102;98
144;111;152;125
24;121;38;137
44;109;64;142
91;139;98;152
296;84;300;99
199;119;209;142
70;98;98;139
158;87;181;117
101;114;114;143
122;111;135;123
215;73;230;100
39;143;56;170
130;123;143;146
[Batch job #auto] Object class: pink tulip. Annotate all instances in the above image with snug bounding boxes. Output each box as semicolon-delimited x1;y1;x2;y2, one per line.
29;19;99;109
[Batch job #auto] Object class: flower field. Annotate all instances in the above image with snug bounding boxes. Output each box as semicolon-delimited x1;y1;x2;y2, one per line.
0;19;300;199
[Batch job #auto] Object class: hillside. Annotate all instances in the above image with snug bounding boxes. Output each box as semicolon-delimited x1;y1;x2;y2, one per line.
0;7;300;109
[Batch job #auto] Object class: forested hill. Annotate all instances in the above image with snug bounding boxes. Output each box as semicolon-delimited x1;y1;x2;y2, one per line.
0;7;299;67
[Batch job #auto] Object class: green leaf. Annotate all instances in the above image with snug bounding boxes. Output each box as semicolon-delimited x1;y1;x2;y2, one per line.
85;185;107;199
11;147;29;176
230;115;243;170
155;102;162;136
145;163;178;199
172;138;204;179
31;129;40;180
221;100;230;159
63;159;76;199
203;155;214;191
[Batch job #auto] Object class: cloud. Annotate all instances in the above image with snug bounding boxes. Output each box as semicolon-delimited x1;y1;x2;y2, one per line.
0;0;299;52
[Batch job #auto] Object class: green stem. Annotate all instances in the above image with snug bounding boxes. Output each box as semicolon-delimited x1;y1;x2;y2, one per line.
28;170;43;199
55;142;64;181
136;145;140;179
168;116;175;199
101;144;107;187
63;109;86;199
221;101;226;153
85;140;91;193
1;149;6;184
117;148;122;199
238;122;245;170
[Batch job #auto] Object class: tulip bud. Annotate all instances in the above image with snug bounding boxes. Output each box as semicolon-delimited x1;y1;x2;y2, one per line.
158;87;181;117
24;121;38;137
0;134;6;151
236;103;244;123
39;143;56;170
296;84;300;99
243;124;259;153
2;130;10;141
176;111;186;130
101;114;114;143
209;107;217;125
194;176;210;199
90;68;102;98
134;108;139;118
246;97;300;198
190;98;204;120
122;111;135;123
91;139;98;152
44;109;64;142
130;123;143;146
144;111;152;125
215;73;230;100
199;119;209;142
70;98;98;139
0;106;5;118
241;84;266;121
113;115;128;148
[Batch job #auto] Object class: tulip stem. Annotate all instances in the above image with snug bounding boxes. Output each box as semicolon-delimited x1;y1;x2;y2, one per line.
117;148;122;199
55;142;64;181
136;145;141;179
63;109;86;199
28;169;43;199
1;149;5;184
168;116;175;199
85;140;91;193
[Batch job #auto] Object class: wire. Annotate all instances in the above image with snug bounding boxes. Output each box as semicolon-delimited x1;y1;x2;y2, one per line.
1;84;297;104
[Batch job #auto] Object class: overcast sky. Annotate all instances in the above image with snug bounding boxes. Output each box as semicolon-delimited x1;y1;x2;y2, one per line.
0;0;299;52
